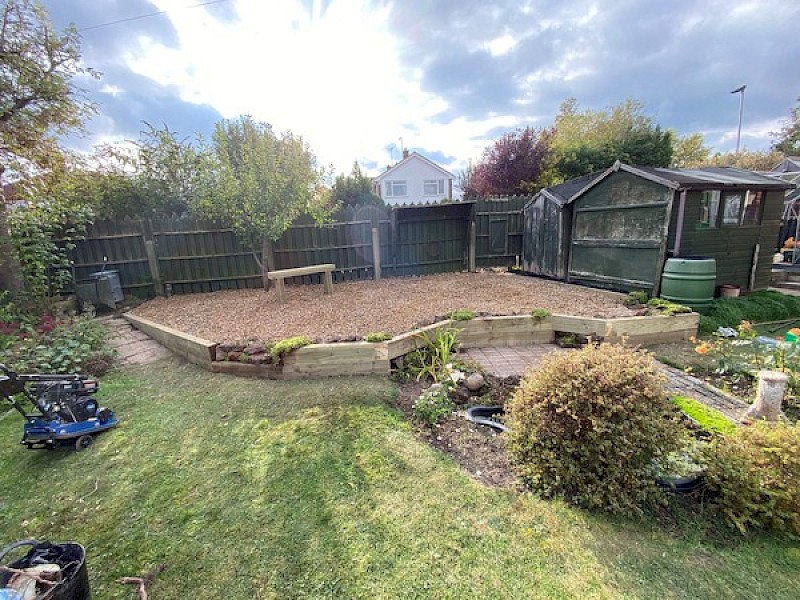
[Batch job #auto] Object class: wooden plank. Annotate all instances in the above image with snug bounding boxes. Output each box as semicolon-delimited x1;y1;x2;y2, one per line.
124;314;217;364
267;263;336;279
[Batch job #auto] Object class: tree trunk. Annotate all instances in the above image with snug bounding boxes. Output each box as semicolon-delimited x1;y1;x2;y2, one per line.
741;370;788;422
0;204;22;295
261;238;276;289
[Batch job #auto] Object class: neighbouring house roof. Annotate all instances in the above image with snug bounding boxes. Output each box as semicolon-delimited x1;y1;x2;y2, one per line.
772;156;800;173
534;161;795;209
373;151;455;182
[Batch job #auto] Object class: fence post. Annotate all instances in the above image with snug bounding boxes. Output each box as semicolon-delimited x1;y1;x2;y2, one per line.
371;227;381;280
468;220;477;272
145;240;164;296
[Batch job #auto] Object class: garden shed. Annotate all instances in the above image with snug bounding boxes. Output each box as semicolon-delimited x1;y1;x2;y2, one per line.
522;161;793;294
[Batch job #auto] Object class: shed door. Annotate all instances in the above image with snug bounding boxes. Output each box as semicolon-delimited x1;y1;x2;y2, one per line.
489;218;508;255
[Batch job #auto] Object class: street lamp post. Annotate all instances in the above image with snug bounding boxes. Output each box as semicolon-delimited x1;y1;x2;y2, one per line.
731;85;746;153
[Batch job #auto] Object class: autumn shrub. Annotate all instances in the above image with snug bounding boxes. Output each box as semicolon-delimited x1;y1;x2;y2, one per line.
699;421;800;535
507;343;684;516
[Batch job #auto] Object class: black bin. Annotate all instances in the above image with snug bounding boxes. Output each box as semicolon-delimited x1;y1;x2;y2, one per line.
0;540;90;600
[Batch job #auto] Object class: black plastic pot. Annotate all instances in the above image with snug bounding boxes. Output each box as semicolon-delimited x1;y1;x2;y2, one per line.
465;406;508;432
656;473;705;495
0;540;90;600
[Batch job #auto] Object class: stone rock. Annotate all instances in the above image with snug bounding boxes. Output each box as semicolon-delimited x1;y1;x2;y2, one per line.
451;386;472;405
465;372;486;392
243;341;266;355
218;342;236;352
248;352;266;364
215;348;227;362
227;351;241;362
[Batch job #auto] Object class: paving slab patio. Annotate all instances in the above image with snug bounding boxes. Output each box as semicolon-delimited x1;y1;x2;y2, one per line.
463;344;749;421
100;316;172;366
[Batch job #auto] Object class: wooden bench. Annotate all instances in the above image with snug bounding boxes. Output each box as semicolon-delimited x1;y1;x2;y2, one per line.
267;263;335;303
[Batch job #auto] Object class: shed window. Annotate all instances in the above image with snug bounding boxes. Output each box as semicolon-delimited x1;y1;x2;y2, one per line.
385;180;407;197
698;191;720;228
722;191;744;226
424;179;445;196
741;190;764;225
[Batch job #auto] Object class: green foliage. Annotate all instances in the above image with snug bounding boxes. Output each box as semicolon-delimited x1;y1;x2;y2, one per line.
771;96;800;155
705;149;785;171
552;98;673;180
447;309;475;321
671;396;736;435
701;290;800;333
670;132;711;168
193;116;332;267
700;421;800;535
413;383;456;426
270;335;312;363
330;161;384;210
0;0;95;159
647;297;692;315
530;308;551;322
405;327;460;382
507;343;684;516
7;200;92;300
624;290;649;306
5;315;110;373
365;332;392;343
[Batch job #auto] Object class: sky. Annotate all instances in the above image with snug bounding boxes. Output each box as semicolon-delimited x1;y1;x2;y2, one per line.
42;0;800;178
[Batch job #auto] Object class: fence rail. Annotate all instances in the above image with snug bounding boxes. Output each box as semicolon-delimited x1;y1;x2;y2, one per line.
67;198;532;297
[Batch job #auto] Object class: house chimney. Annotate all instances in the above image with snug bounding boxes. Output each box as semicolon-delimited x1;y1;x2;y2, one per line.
386;165;391;171
403;149;409;160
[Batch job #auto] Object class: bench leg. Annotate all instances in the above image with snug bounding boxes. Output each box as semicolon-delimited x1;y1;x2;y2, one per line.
274;278;287;303
323;271;333;294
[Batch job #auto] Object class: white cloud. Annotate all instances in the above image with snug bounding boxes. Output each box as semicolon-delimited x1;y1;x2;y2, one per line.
484;33;518;57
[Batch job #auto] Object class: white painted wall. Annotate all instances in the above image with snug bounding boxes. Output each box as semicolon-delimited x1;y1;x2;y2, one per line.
376;155;453;206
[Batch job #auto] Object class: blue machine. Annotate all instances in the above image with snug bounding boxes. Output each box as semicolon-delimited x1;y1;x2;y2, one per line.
0;364;117;450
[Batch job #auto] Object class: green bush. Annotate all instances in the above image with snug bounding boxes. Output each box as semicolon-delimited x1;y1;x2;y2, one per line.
700;421;800;535
701;290;800;333
365;332;392;343
447;310;475;321
405;328;460;382
507;344;684;516
413;384;455;426
671;396;736;435
624;290;649;306
647;297;692;315
6;316;110;374
530;308;551;322
270;336;312;363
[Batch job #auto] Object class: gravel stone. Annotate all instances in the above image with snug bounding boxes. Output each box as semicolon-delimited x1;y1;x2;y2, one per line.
130;271;635;344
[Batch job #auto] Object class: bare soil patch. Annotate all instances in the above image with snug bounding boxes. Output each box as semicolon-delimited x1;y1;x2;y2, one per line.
130;271;634;343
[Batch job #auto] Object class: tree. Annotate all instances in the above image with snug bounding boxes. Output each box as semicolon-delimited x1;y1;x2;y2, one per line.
0;0;94;160
671;132;710;168
552;98;673;179
461;127;557;198
193;116;332;286
705;149;784;171
0;0;95;296
330;161;383;210
771;97;800;155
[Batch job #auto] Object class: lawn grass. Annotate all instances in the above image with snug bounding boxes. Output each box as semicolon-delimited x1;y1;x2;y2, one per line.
1;359;798;599
672;395;737;435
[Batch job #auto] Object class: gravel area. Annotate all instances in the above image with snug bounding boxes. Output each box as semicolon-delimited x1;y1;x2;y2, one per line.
129;271;636;343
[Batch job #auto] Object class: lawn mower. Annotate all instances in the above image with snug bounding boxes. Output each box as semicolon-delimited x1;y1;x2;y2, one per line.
0;363;117;450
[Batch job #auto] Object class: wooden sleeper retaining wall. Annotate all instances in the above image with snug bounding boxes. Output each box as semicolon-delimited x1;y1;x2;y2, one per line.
124;311;699;380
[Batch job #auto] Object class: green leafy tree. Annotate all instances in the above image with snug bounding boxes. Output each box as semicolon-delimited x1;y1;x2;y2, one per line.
193;116;332;286
771;97;800;155
671;132;711;168
553;98;673;179
705;149;784;171
330;161;383;209
0;0;95;297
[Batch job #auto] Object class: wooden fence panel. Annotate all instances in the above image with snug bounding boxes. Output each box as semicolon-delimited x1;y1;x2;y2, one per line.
475;196;528;268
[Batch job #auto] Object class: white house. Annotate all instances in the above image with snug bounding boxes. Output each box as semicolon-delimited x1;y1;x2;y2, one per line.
373;150;455;206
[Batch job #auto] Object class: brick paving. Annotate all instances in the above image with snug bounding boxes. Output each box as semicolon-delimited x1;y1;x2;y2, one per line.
464;344;748;422
100;316;172;366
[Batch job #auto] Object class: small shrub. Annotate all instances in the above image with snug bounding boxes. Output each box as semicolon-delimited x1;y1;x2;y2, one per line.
647;297;692;315
6;316;108;373
365;332;392;343
238;352;251;363
507;343;684;516
624;290;649;306
405;328;460;382
699;421;800;535
271;336;312;363
447;310;475;321
671;396;736;435
530;308;551;322
413;383;455;426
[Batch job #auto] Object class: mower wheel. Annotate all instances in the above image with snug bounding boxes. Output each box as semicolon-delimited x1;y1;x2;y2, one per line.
75;435;94;451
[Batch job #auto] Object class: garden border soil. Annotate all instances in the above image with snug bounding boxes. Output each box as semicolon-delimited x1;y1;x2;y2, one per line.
124;312;699;380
